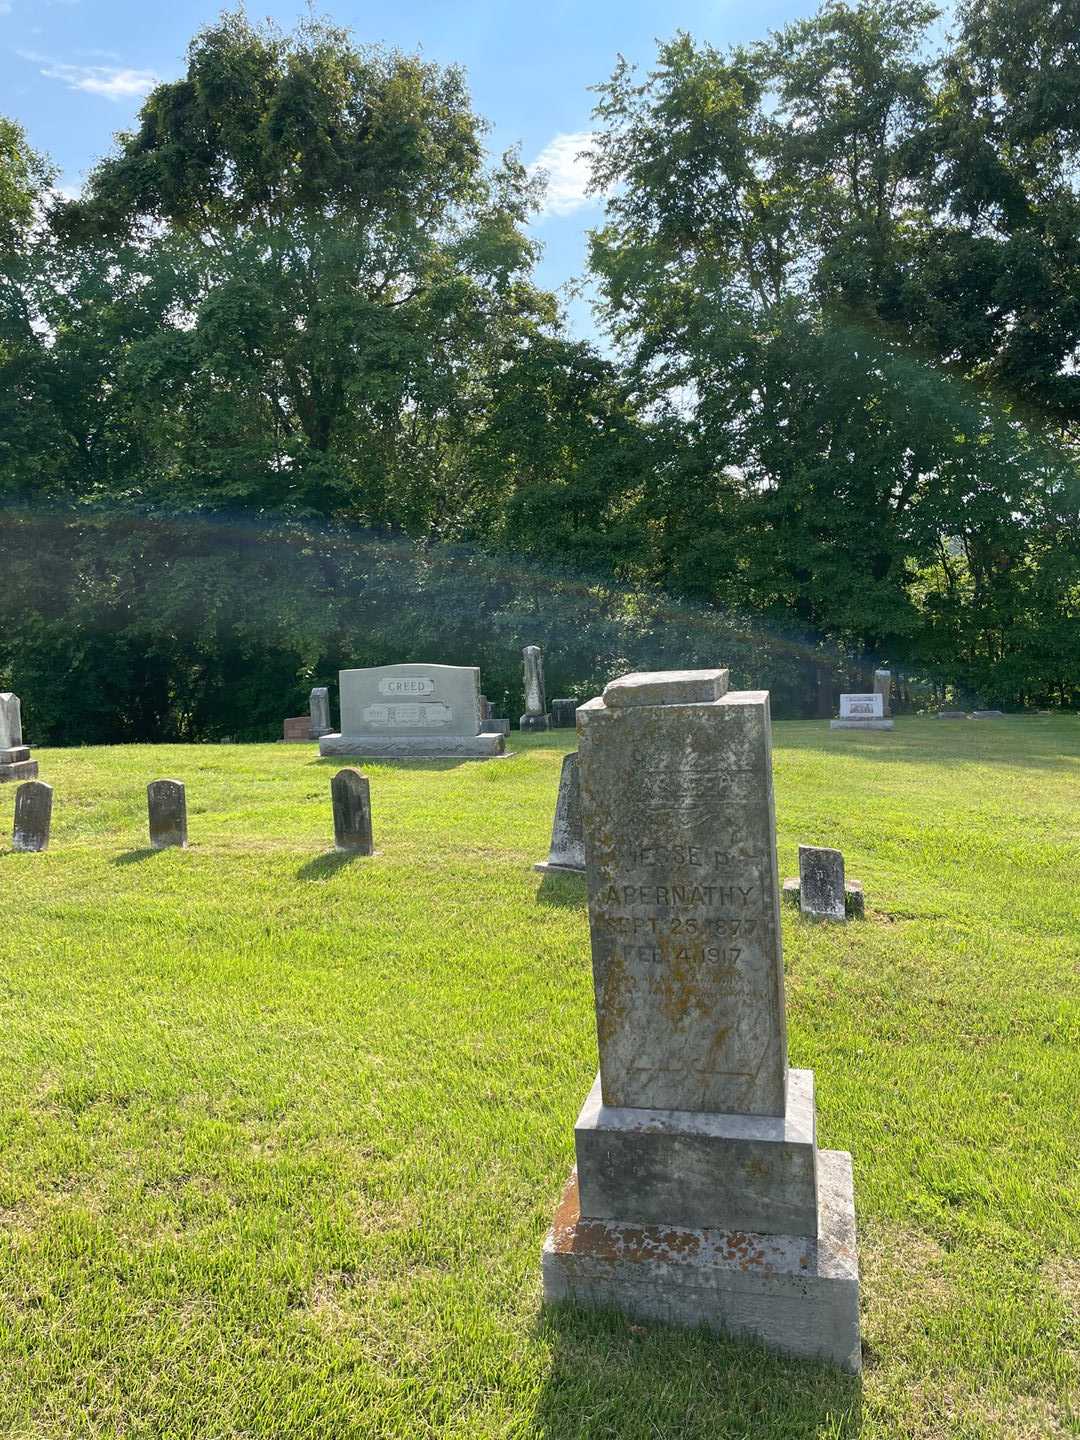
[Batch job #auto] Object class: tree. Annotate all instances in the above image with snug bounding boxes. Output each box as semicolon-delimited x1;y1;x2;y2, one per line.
586;1;1079;702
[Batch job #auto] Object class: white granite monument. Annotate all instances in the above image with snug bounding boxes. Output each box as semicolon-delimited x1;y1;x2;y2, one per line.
319;664;504;759
830;693;894;731
542;668;861;1370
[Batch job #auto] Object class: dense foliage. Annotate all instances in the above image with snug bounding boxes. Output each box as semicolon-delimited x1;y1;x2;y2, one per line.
1;4;1077;739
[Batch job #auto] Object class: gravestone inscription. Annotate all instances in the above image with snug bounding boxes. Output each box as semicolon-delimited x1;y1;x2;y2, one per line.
831;692;893;731
542;667;861;1371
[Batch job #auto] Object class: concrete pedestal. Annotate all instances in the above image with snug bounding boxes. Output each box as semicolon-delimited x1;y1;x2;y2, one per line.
319;732;505;759
0;747;38;782
543;1150;860;1372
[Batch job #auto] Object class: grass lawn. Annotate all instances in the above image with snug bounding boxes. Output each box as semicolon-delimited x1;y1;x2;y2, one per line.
0;718;1077;1439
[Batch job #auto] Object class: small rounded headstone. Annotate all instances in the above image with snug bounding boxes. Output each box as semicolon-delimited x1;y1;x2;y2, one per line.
331;768;374;854
12;779;52;852
148;779;188;849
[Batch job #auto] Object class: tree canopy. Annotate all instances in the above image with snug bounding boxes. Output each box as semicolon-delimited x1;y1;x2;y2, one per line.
1;2;1077;738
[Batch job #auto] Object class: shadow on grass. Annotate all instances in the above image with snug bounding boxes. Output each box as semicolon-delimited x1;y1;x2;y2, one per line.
535;870;587;908
531;1304;862;1439
296;850;365;881
111;848;160;865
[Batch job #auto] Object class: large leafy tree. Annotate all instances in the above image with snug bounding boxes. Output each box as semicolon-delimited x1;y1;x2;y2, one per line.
587;1;1080;700
47;12;575;527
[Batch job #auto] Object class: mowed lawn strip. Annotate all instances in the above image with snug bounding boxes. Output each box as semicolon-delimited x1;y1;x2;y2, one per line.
0;720;1076;1439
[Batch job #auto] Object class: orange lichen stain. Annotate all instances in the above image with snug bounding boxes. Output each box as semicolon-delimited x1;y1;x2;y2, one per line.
549;1175;704;1264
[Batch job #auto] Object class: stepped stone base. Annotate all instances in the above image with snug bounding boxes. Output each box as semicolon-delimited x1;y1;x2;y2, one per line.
782;878;865;919
318;732;505;759
0;758;38;782
830;719;894;730
543;1150;860;1372
573;1070;818;1236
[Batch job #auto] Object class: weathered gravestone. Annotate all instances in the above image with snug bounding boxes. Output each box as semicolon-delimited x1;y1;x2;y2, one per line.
519;645;551;732
798;845;845;923
319;664;504;759
971;709;1004;719
12;780;52;852
0;694;39;782
309;687;333;738
550;698;578;730
830;693;894;731
542;668;861;1370
148;780;188;849
938;709;967;720
534;752;585;874
282;716;312;742
331;768;374;854
873;669;892;717
479;694;510;736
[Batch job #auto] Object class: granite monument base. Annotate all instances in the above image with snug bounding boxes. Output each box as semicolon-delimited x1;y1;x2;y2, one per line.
319;732;505;759
519;714;551;732
543;1150;860;1372
573;1070;818;1235
829;718;894;731
0;747;38;782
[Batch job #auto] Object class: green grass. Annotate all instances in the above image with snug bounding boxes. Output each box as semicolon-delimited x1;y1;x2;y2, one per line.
0;720;1077;1439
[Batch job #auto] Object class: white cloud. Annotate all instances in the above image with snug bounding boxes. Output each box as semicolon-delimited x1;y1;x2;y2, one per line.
528;131;598;219
20;51;158;101
0;3;13;16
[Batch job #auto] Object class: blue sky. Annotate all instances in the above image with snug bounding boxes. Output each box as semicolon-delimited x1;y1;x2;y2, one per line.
3;0;826;338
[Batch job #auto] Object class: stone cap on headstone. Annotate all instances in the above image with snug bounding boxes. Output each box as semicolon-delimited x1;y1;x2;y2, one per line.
601;669;730;709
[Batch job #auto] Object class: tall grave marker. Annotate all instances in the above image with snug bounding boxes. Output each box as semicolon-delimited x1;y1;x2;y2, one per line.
519;646;551;732
148;780;188;849
0;694;38;782
534;752;585;874
542;668;861;1370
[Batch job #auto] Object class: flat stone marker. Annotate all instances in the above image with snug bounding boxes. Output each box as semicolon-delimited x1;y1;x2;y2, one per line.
0;694;39;782
309;687;332;737
331;768;374;854
971;709;1004;719
550;698;578;729
148;780;188;849
799;845;845;923
12;780;52;852
319;663;503;759
520;645;551;732
534;752;585;874
938;709;967;719
542;667;861;1371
